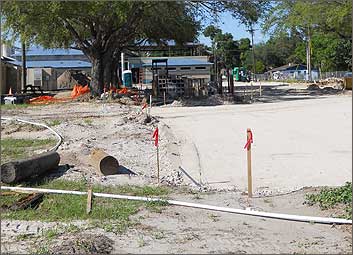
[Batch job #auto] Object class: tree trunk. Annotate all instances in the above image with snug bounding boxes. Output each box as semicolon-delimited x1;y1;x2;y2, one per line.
227;68;231;94
89;50;115;95
230;73;234;95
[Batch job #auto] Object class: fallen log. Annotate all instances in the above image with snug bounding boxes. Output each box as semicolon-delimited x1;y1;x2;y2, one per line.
1;152;60;184
90;148;119;176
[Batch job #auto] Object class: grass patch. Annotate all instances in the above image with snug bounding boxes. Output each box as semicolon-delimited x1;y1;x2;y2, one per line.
305;182;352;219
1;103;32;110
0;138;57;163
45;119;61;127
83;118;93;125
1;179;171;233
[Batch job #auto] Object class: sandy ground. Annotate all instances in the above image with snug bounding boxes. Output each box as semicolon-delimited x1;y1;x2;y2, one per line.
1;101;183;187
153;94;352;194
1;189;351;254
1;86;352;254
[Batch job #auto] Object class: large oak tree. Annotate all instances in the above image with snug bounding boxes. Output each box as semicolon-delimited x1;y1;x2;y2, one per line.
1;0;269;95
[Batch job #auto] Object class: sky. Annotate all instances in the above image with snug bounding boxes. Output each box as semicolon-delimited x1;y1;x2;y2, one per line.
198;11;269;46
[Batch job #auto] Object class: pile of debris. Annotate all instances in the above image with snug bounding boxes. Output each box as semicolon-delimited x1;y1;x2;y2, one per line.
169;95;224;107
315;77;344;89
57;70;91;89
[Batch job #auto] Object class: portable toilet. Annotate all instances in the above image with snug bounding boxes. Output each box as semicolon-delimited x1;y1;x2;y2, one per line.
122;70;132;87
233;67;240;81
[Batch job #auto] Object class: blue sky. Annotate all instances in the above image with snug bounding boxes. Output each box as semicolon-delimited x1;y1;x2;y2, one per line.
198;11;269;46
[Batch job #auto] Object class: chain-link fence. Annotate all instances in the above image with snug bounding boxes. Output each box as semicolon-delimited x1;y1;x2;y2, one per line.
255;70;349;81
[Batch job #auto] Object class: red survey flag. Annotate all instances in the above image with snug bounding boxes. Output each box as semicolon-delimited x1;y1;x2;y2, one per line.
152;127;159;147
244;130;253;150
142;102;148;110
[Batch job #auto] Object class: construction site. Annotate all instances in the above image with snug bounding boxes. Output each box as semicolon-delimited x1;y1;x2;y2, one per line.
1;1;352;254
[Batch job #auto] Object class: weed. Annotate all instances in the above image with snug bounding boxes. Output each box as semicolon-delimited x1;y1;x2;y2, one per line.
145;200;169;213
0;138;56;163
137;235;147;247
83;118;93;125
16;233;35;241
42;227;60;241
45;119;61;127
192;194;202;200
305;182;352;219
64;224;80;233
208;213;220;222
153;231;165;240
33;244;50;255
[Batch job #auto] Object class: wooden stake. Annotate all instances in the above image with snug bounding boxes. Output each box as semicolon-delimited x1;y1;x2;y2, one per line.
246;128;252;198
86;187;93;214
259;81;262;97
156;145;160;183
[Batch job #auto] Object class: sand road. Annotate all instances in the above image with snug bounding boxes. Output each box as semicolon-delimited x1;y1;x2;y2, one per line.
154;95;352;193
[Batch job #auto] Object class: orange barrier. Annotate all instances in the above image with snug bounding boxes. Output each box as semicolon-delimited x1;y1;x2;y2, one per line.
29;95;68;105
71;84;90;98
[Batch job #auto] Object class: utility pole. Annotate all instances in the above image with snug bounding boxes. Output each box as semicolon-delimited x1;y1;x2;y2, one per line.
21;40;26;90
247;25;256;82
306;26;312;81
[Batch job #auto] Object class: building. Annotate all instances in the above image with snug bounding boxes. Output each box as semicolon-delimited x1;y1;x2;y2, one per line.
267;63;319;81
129;56;212;84
128;56;212;97
1;56;22;95
10;46;91;90
4;43;212;96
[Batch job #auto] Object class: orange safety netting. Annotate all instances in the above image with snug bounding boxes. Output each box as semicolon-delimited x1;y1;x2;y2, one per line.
29;84;90;105
71;84;90;98
29;95;68;105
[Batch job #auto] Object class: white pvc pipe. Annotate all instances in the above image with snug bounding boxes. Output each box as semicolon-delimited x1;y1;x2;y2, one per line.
1;186;351;225
1;117;63;151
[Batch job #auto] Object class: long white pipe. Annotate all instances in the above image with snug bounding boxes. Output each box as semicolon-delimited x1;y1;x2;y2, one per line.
1;117;63;151
1;186;351;225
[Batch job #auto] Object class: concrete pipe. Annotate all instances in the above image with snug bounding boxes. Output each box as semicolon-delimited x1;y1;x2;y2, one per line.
90;149;119;176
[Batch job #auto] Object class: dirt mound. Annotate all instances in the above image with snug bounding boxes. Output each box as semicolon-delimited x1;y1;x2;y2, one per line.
57;70;90;89
49;234;113;254
72;93;93;102
169;95;224;107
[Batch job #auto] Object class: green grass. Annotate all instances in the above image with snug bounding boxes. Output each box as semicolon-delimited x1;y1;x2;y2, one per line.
83;118;93;125
305;182;352;219
0;138;57;163
45;119;61;127
1;179;171;233
1;103;32;110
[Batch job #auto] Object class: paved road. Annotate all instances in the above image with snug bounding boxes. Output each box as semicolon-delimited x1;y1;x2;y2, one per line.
153;95;352;193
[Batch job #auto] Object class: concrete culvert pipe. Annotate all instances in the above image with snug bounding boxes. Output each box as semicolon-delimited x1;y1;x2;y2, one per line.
1;151;60;184
90;149;119;176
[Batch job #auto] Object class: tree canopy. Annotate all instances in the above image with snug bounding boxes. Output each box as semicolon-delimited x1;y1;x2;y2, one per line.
1;0;270;95
1;1;199;95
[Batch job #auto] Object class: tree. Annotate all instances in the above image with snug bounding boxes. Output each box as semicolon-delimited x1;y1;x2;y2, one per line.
263;0;352;40
1;1;199;95
2;1;270;96
204;25;251;94
259;0;352;72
